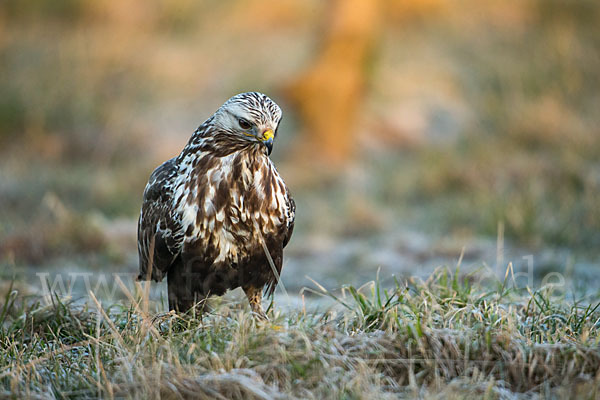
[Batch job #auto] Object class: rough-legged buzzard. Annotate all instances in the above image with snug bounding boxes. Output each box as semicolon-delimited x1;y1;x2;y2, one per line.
137;92;295;318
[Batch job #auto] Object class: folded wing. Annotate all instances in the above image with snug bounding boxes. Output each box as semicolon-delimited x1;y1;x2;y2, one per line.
137;158;185;282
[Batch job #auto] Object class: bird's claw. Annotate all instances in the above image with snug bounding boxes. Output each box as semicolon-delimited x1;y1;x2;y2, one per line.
252;310;269;321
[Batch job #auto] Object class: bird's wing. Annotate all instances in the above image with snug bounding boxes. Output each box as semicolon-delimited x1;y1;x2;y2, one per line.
282;196;295;249
137;158;184;282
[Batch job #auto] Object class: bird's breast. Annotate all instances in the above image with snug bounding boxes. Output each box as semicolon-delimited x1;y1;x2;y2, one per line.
175;152;289;266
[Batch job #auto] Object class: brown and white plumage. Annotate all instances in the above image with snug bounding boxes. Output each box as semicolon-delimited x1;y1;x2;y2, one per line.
137;92;295;317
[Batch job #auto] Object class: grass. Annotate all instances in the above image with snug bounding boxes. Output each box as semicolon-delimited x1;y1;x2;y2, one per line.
1;268;599;399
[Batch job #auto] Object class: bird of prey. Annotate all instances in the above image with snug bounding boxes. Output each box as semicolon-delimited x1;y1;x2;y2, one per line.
137;92;295;318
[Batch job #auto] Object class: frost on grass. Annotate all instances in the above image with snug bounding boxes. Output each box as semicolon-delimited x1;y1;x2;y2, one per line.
1;268;599;399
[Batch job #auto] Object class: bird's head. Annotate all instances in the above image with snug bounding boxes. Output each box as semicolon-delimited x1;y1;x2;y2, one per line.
212;92;282;155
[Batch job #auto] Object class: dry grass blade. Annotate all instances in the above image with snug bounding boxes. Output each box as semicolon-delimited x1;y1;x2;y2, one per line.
1;268;598;398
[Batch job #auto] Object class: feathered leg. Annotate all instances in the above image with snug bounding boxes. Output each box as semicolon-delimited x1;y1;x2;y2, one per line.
243;286;267;320
167;260;206;314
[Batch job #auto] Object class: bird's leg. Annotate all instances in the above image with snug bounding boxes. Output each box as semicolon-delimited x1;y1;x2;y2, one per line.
243;286;267;320
167;264;208;316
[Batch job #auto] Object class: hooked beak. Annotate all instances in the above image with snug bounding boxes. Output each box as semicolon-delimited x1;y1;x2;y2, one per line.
259;129;274;155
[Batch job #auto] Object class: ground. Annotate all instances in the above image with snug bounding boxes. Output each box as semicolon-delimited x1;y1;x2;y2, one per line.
2;266;599;399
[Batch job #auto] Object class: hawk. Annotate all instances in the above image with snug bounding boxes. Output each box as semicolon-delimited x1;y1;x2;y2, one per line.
137;92;295;318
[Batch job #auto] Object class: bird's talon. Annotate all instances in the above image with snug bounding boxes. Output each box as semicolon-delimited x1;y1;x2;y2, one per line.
254;312;269;322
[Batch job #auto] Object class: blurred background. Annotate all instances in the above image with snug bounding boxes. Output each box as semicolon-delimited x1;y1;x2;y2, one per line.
1;0;599;302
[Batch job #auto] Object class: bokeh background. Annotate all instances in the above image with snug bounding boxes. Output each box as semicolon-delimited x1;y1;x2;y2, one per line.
1;0;599;302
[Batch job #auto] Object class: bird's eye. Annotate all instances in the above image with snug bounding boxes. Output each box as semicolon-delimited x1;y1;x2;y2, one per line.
238;118;252;130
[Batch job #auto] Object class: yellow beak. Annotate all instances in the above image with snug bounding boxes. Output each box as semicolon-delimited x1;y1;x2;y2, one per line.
260;129;274;142
260;129;274;155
